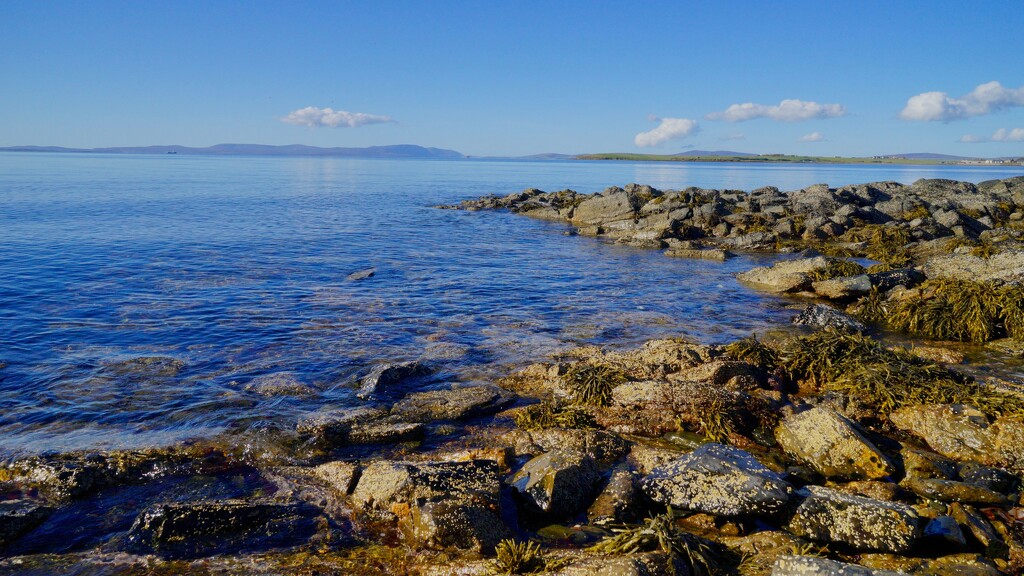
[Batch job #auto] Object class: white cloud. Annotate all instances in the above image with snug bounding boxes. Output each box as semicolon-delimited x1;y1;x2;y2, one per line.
799;131;825;142
281;106;394;128
706;99;846;122
960;127;1024;143
634;117;699;147
900;81;1024;122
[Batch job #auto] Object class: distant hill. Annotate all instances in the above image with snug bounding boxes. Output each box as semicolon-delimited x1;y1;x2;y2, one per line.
0;143;465;159
876;153;972;160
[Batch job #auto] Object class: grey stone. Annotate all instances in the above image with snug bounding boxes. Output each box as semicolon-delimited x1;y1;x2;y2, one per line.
511;450;601;518
588;467;639;525
390;384;515;422
737;257;832;293
786;486;921;552
346;268;376;281
357;361;430;398
771;555;907;575
922;515;967;550
775;406;894;480
793;304;867;333
351;459;500;514
640;443;791;516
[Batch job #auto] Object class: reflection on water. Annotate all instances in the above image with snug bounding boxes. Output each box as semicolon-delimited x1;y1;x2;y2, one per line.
1;153;1021;455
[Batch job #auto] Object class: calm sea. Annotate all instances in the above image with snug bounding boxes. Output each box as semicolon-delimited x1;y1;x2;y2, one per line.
1;152;1021;455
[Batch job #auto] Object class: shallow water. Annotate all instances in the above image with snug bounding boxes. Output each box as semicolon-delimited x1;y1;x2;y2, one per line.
1;153;1021;455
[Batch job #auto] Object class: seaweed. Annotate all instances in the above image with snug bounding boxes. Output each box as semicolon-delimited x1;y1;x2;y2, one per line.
806;259;866;282
564;363;627;407
887;279;1021;343
514;402;597;431
723;336;779;370
590;512;727;576
843;225;912;266
492;539;570;574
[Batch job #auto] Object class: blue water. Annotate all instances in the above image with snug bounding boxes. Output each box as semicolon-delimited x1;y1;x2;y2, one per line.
1;152;1022;455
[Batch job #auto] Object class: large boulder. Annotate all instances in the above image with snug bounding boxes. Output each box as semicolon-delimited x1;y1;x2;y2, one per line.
921;252;1024;283
510;450;601;518
786;486;921;553
640;443;792;516
775;406;894;480
571;187;640;226
889;404;993;463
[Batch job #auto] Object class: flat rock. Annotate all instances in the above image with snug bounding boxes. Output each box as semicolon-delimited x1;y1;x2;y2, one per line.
899;477;1010;505
793;304;867;333
889;404;993;463
664;248;734;261
296;406;389;443
243;372;317;397
125;499;318;559
812;274;872;299
786;486;921;553
922;251;1024;283
519;428;631;467
312;461;361;495
737;256;832;293
350;459;500;514
771;555;908;575
776;406;893;480
511;450;601;518
640;443;792;516
390;384;515;422
346;421;424;445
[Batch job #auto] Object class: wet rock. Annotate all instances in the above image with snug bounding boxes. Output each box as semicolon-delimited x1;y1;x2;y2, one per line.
987;338;1024;358
812;274;872;300
957;461;1017;493
626;442;688;476
793;304;867;333
641;443;792;516
949;502;1009;559
390;384;515;422
786;486;920;552
350;459;500;515
295;406;389;443
346;267;376;281
125;499;318;559
776;406;893;480
771;555;907;575
868;268;924;291
899;477;1011;505
664;248;734;261
835;480;900;502
518;428;631;467
0;501;52;546
357;361;430;399
736;256;832;293
557;551;681;576
400;500;512;554
587;466;640;525
922;515;968;550
511;450;601;518
889;404;993;463
346;421;424;445
922;554;1003;576
312;461;361;495
900;447;958;480
243;372;317;397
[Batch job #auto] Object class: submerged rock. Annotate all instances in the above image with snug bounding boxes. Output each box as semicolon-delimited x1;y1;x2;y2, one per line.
357;361;431;399
786;486;921;553
126;499;319;558
775;406;893;480
640;443;792;516
0;501;52;546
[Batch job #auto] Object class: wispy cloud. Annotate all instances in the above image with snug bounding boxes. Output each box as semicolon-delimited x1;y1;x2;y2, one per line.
281;106;394;128
706;99;846;122
799;131;825;142
900;81;1024;122
960;127;1024;143
634;117;699;147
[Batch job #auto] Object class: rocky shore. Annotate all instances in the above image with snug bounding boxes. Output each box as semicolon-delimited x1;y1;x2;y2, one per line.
3;177;1024;575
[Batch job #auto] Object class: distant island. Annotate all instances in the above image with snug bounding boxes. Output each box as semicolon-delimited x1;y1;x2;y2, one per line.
3;144;1022;166
0;143;465;159
577;150;1024;166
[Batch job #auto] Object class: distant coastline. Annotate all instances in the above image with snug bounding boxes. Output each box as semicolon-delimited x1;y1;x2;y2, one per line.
2;144;1022;166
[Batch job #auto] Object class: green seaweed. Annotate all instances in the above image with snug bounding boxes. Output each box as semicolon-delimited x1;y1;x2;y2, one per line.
590;512;726;576
513;402;597;431
806;259;866;282
564;364;627;407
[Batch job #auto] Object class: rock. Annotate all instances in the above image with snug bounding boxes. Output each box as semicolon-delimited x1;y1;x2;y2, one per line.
949;502;1009;559
812;274;872;299
587;467;640;525
557;551;682;576
771;555;908;575
793;304;867;333
312;461;361;495
663;248;734;261
510;450;601;518
102;356;185;378
922;515;968;550
400;500;512;554
125;499;318;559
390;384;515;422
678;360;762;388
521;428;631;467
904;345;964;364
346;421;424;445
346;267;376;281
899;477;1010;505
835;480;900;502
351;459;500;515
775;406;894;480
357;361;430;399
889;404;993;463
867;268;924;291
295;406;390;443
571;188;639;226
900;447;958;480
736;256;832;293
626;443;688;476
0;500;52;546
987;338;1024;358
786;486;921;553
243;372;317;396
922;251;1024;283
957;461;1017;493
640;443;791;516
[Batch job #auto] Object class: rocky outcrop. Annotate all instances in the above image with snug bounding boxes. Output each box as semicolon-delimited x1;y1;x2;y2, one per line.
786;486;921;553
390;384;515;422
776;406;893;480
510;450;601;518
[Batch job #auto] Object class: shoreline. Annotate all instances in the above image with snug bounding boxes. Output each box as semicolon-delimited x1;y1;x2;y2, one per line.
3;176;1024;574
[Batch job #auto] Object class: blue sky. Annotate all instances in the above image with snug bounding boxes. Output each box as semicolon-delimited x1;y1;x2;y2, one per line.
2;1;1023;157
